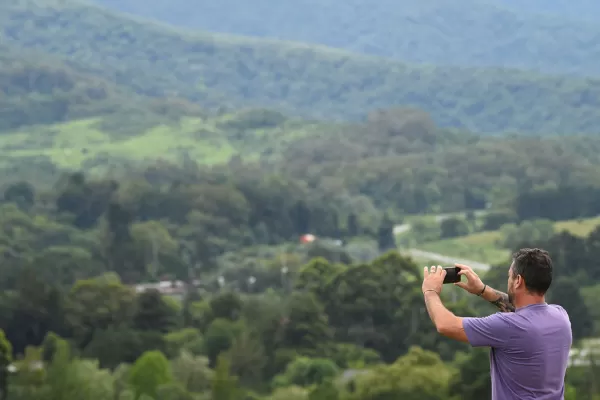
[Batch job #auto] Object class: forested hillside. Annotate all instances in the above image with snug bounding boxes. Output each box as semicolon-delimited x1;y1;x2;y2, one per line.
0;40;208;133
5;104;600;217
91;0;600;76
3;0;600;134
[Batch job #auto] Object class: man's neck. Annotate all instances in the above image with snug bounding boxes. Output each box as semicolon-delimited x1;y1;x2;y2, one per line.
514;295;545;310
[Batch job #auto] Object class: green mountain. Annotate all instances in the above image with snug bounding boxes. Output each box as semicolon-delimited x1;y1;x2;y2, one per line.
0;40;192;132
91;0;600;76
0;42;327;180
3;44;600;217
0;40;215;185
2;0;600;135
3;38;599;217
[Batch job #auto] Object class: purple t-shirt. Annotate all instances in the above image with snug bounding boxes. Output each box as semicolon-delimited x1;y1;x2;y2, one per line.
463;303;572;400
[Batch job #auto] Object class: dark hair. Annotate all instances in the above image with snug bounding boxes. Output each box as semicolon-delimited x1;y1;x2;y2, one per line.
511;248;553;295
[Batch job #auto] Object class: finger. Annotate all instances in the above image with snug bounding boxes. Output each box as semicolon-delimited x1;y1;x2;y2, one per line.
437;265;444;275
430;266;436;274
465;271;479;281
424;266;429;277
455;263;472;271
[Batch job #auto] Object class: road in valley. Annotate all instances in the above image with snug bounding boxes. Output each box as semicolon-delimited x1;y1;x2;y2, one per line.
404;249;491;271
394;210;492;271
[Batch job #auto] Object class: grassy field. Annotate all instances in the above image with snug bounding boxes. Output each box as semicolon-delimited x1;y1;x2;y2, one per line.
0;114;325;170
402;210;489;225
554;217;600;237
418;216;600;265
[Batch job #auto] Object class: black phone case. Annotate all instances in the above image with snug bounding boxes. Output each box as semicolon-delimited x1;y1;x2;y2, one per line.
443;267;461;284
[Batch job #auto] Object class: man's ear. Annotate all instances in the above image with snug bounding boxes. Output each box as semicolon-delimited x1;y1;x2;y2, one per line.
515;274;524;289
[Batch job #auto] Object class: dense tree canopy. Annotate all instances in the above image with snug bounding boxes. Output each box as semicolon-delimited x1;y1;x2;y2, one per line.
1;163;599;399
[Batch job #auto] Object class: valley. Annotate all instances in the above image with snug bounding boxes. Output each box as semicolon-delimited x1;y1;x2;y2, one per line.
2;1;600;399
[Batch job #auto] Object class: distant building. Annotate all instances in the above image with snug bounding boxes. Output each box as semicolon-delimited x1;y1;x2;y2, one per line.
132;279;200;301
8;360;43;373
569;338;600;367
340;369;368;383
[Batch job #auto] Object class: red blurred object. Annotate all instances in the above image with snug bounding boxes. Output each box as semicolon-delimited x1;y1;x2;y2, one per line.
300;234;316;244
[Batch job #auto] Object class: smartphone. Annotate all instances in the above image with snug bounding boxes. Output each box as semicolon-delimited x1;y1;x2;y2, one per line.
443;267;461;284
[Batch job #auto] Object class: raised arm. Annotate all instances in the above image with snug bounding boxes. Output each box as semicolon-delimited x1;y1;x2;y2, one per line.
455;264;515;313
421;266;514;345
479;285;515;313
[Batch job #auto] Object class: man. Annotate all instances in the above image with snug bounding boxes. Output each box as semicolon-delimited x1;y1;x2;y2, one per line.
422;248;572;400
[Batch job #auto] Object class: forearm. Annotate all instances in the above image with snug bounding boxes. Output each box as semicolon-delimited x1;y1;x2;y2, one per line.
424;291;457;329
480;285;515;312
423;291;468;341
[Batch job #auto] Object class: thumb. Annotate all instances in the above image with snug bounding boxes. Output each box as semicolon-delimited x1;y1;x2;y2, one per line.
454;282;468;290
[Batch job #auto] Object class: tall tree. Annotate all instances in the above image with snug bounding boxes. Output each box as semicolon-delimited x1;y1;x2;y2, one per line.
377;213;396;252
0;330;12;400
128;351;173;400
133;290;177;333
549;277;594;340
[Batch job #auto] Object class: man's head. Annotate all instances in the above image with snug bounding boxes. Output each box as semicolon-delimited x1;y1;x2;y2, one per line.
507;248;553;305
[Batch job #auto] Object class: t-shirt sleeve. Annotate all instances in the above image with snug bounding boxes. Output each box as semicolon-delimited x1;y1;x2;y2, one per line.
462;313;514;348
550;304;569;318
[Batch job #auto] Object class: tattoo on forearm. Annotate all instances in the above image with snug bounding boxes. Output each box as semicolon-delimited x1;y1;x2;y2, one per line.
489;290;515;312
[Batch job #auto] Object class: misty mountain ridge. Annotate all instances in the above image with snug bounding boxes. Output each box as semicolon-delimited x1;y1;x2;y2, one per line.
91;0;600;77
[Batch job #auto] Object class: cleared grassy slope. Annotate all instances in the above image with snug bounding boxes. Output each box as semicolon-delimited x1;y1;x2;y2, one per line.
419;216;600;265
3;0;600;134
0;112;329;170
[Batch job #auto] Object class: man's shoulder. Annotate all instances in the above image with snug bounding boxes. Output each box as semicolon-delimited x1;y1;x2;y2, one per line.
535;303;569;318
515;303;570;320
548;303;568;314
477;304;570;325
520;304;572;331
548;303;572;323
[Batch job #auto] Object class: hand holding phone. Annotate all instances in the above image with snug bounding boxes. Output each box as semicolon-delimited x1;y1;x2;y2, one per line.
443;266;462;284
